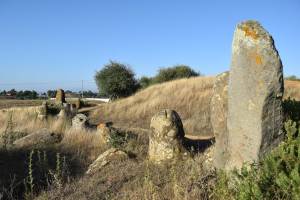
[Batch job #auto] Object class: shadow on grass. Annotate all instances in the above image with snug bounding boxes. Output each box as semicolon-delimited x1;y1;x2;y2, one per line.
283;98;300;123
183;137;215;154
0;145;85;200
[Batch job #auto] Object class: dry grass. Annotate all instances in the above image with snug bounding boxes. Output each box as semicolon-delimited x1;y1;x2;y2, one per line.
0;99;44;109
91;76;215;137
0;107;69;135
35;151;216;200
90;78;300;138
284;80;300;100
0;76;299;199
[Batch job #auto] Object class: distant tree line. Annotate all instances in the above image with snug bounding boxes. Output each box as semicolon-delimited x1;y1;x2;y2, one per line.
0;89;99;99
95;61;201;99
0;89;39;99
46;90;99;98
285;75;300;81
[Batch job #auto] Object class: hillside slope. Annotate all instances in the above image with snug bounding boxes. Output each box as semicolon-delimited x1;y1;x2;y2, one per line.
91;76;215;137
91;77;300;137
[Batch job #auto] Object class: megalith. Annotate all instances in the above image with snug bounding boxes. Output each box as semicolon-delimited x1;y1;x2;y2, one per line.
71;113;88;131
37;101;48;120
55;89;66;104
226;20;284;170
210;72;229;169
148;109;185;163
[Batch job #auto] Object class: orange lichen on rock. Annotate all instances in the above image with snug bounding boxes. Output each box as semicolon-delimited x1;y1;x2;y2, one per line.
248;51;263;65
97;123;107;130
255;55;262;65
242;26;258;40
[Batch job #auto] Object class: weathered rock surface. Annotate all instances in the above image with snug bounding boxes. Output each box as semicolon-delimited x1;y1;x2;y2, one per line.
13;128;62;148
86;148;128;175
226;20;284;170
75;98;82;109
55;89;66;104
149;109;185;163
71;113;88;131
57;109;67;120
210;72;229;169
37;101;48;120
97;122;112;143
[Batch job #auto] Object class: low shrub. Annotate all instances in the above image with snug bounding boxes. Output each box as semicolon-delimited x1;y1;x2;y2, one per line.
213;120;300;200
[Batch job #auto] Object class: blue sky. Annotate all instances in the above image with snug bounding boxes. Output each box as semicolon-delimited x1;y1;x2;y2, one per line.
0;0;299;91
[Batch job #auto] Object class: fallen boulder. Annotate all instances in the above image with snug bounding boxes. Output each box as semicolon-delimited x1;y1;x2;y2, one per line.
13;128;62;148
86;148;128;175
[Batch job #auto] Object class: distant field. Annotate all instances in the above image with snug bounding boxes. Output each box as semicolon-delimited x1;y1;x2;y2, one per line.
91;78;300;137
0;99;103;110
0;99;44;109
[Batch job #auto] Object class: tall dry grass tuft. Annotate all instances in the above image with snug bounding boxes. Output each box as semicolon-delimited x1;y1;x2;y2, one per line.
284;80;300;101
91;76;215;137
61;129;108;165
0;108;71;136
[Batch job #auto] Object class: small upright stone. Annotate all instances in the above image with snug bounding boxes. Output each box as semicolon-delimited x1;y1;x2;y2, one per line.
210;72;229;169
149;109;185;163
37;101;48;120
75;98;82;109
55;89;66;104
97;122;112;143
71;113;88;131
226;20;284;170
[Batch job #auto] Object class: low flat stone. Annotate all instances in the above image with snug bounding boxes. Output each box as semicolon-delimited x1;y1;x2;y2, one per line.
13;128;62;148
86;148;128;175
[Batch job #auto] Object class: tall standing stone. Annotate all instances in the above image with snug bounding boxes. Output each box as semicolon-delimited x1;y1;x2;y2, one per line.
226;20;284;170
149;109;185;163
211;72;229;169
55;89;66;104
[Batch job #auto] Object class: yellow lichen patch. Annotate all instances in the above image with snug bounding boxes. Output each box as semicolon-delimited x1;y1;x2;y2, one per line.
255;55;262;65
248;51;263;65
242;26;258;40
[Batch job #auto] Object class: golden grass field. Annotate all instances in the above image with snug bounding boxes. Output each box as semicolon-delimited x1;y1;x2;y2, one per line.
1;77;299;138
0;77;299;200
91;77;300;137
91;76;215;137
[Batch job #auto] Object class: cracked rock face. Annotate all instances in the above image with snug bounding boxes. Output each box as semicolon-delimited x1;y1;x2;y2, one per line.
226;20;284;170
71;114;88;131
55;89;66;104
211;72;229;169
148;109;185;163
86;148;128;175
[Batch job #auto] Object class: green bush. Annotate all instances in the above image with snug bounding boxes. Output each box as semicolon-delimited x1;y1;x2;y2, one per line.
285;75;300;81
139;76;155;89
138;65;200;89
95;61;139;99
154;65;200;84
283;98;300;123
214;120;300;200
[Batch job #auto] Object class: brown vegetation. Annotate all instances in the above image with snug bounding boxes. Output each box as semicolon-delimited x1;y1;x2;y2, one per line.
0;76;299;199
284;80;300;100
91;76;215;137
90;77;300;137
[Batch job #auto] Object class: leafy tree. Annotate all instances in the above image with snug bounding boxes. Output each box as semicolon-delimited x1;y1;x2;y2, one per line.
47;90;56;98
139;76;154;89
95;61;139;98
16;90;38;99
8;89;17;96
154;65;200;84
0;90;6;96
286;75;300;81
